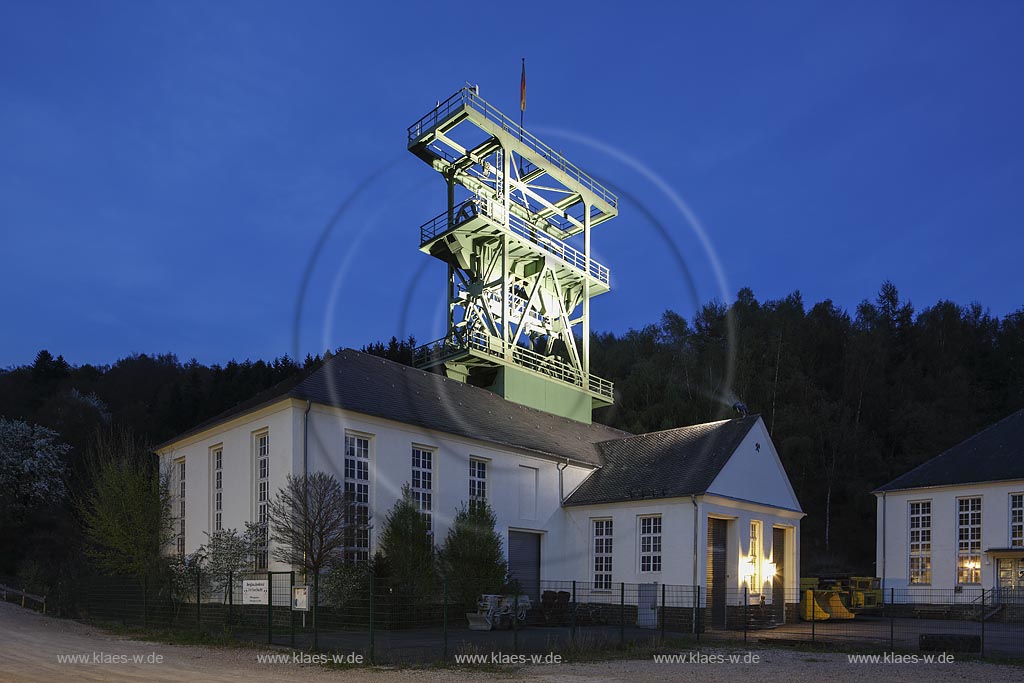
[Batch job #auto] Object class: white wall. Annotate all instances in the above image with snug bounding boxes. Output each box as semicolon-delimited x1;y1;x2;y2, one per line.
156;399;301;571
876;479;1024;592
302;403;594;579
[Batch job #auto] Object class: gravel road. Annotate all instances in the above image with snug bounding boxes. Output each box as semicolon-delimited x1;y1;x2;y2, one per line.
1;600;1020;683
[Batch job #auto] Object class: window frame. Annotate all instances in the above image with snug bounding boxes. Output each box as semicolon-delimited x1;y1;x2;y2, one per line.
175;458;186;557
253;430;270;570
411;445;434;535
749;519;763;593
469;457;487;509
211;445;223;533
1011;493;1023;548
343;432;372;563
638;514;663;574
592;518;613;590
908;499;932;585
956;496;982;585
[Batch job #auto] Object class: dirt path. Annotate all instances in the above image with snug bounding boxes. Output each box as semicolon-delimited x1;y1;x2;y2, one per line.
1;601;1020;683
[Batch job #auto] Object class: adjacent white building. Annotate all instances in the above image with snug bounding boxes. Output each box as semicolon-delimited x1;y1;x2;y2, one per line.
156;349;803;621
874;409;1024;597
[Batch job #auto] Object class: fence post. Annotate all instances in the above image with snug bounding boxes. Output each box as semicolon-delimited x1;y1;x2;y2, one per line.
290;571;295;647
980;589;985;658
196;569;202;631
810;589;815;643
313;571;320;652
513;592;520;654
743;586;748;643
142;575;148;629
660;583;666;641
889;587;894;650
368;572;375;664
267;571;273;645
442;577;448;662
619;582;625;647
696;585;701;641
570;580;577;645
227;571;233;624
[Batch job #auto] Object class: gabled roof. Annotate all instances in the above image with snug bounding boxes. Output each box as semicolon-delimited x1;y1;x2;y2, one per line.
875;409;1024;492
563;415;761;506
158;349;628;466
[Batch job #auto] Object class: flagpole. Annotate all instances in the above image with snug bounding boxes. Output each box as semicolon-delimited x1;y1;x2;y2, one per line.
519;57;525;142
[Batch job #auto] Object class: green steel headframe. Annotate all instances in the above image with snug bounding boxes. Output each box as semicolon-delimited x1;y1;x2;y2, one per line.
407;86;617;422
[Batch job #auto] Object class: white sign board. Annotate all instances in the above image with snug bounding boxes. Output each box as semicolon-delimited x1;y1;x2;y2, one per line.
242;580;269;605
292;585;310;611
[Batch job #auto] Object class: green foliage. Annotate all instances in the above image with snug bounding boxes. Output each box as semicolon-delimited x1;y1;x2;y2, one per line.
76;427;174;582
377;484;436;593
438;501;507;609
320;561;372;609
201;524;262;592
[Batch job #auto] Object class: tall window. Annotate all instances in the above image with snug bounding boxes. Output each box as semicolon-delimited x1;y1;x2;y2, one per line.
749;520;762;591
639;515;662;573
212;447;223;532
469;458;487;509
957;497;982;584
255;432;269;570
593;519;613;590
176;459;185;557
1011;494;1023;548
909;501;931;584
344;434;370;562
411;447;433;533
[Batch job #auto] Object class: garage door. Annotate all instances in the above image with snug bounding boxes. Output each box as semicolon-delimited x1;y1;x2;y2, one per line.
508;531;541;601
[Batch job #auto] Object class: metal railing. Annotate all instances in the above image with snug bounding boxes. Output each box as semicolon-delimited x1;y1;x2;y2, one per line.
0;583;47;613
413;332;615;401
418;198;611;286
407;87;618;209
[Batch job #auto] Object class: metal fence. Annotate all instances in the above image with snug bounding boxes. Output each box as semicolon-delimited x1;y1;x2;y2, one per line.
75;576;1024;664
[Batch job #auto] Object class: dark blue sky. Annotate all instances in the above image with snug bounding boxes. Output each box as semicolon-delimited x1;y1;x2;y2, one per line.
2;2;1022;367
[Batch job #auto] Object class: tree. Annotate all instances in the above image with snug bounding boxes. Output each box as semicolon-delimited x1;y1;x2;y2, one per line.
202;523;263;596
377;485;436;592
0;418;69;524
267;472;363;575
438;501;507;609
76;427;174;581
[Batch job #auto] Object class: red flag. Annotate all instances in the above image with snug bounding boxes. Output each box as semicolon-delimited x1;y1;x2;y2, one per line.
520;58;526;112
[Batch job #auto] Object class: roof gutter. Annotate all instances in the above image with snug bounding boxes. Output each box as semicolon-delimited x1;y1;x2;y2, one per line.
557;460;569;503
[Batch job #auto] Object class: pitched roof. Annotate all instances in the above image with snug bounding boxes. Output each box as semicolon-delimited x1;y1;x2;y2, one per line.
875;409;1024;492
158;349;628;466
563;415;761;506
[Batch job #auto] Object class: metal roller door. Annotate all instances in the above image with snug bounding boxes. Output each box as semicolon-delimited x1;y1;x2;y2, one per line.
508;530;541;602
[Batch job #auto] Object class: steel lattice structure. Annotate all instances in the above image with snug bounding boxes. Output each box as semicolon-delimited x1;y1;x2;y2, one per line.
408;86;616;422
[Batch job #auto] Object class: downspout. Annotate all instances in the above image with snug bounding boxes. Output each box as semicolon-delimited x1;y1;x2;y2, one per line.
692;494;699;634
691;495;699;584
880;492;887;593
557;461;568;502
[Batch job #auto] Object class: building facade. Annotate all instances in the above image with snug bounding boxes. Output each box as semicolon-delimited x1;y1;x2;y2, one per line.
157;350;803;618
875;409;1024;597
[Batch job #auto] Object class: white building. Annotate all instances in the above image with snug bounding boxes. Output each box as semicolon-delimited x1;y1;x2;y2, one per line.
156;349;803;622
874;409;1024;597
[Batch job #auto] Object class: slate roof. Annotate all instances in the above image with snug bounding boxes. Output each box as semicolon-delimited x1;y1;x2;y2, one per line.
875;409;1024;492
158;349;628;466
563;416;761;506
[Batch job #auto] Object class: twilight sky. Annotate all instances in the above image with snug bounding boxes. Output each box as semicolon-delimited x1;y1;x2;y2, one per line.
2;1;1022;367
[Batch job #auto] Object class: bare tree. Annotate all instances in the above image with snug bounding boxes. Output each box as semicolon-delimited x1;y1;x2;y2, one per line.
267;472;363;575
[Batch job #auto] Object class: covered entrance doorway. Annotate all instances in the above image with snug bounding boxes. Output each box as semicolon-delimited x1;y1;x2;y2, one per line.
706;518;727;629
508;530;541;602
